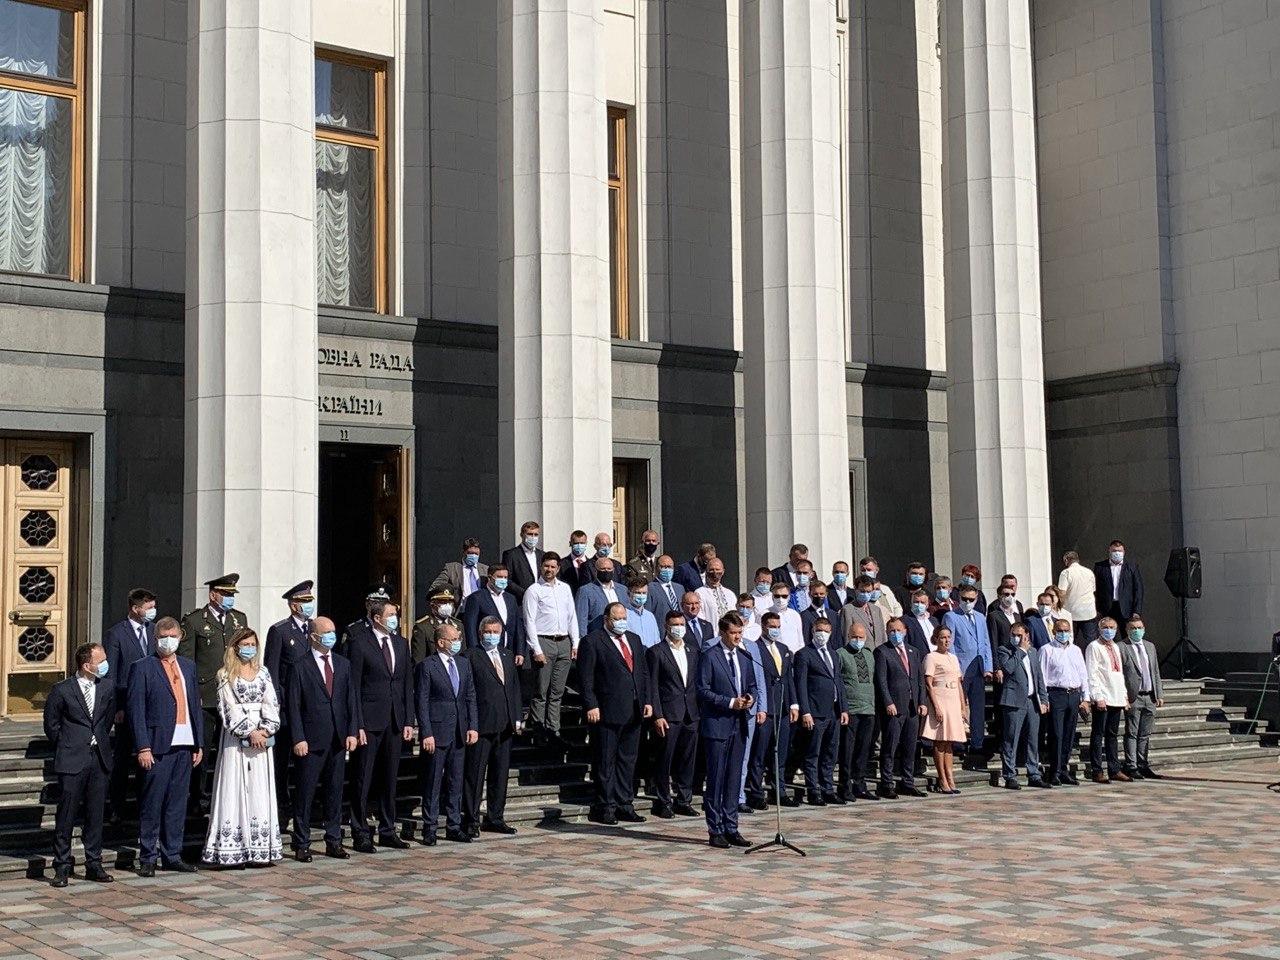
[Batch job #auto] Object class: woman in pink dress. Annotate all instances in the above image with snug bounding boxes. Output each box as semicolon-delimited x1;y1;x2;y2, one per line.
922;627;968;795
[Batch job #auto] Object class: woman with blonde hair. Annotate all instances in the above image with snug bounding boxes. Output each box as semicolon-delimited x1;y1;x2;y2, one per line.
201;627;282;867
921;626;968;795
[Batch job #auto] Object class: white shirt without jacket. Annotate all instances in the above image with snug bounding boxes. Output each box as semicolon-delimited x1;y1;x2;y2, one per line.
521;579;580;655
1086;640;1127;707
1040;642;1090;698
696;583;736;626
1058;562;1097;620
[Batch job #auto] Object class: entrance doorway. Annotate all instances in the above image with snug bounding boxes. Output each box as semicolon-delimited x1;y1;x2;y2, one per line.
318;443;411;631
612;459;650;565
1;438;75;716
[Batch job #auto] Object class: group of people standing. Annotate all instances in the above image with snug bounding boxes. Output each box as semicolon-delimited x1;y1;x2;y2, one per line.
42;526;1163;882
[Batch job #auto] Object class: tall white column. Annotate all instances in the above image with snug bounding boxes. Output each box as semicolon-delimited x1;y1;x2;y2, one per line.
741;0;852;569
182;1;318;627
497;0;614;545
942;0;1051;593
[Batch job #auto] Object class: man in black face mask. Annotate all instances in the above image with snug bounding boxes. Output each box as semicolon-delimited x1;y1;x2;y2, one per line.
627;529;661;582
575;557;622;636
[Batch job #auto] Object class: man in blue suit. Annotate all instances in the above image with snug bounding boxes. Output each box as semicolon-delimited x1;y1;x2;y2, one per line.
746;611;799;810
1093;539;1144;624
1023;591;1057;650
575;557;624;635
696;611;762;849
943;585;994;770
127;617;202;876
287;616;360;862
794;618;848;805
102;587;156;822
674;543;716;594
648;555;686;623
415;621;478;845
462;562;526;662
996;623;1051;789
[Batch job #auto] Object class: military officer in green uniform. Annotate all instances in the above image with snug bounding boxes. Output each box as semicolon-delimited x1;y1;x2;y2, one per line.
178;572;249;811
411;587;462;663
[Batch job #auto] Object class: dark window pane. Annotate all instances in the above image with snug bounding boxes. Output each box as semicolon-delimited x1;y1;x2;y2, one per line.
608;186;620;334
0;89;71;276
315;58;374;133
315;141;375;308
607;115;619;181
0;0;75;81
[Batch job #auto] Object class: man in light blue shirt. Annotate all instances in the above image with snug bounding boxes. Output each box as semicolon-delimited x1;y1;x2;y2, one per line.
627;580;661;648
942;584;994;769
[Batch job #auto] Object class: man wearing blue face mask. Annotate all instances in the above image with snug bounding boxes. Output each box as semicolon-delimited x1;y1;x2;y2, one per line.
500;520;545;603
647;554;687;623
179;572;248;815
464;617;523;836
770;543;811;593
103;586;157;824
578;603;652;825
627;579;661;648
893;562;930;617
265;580;318;827
1038;617;1090;786
414;622;478;844
462;563;526;663
288;616;360;861
942;586;994;770
430;537;489;606
838;575;888;650
1120;615;1163;779
827;561;852;612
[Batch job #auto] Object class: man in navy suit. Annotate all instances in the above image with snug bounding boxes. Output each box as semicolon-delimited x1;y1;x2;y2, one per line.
648;555;687;623
827;560;853;613
680;592;713;649
794;618;848;804
128;617;203;875
44;642;116;886
575;557;623;635
501;520;545;604
1023;591;1057;649
414;622;478;845
1093;539;1144;624
771;543;810;591
647;610;700;818
348;599;413;852
873;619;927;799
558;530;595;595
287;616;360;862
799;581;835;643
265;580;315;825
746;611;799;809
579;602;652;825
102;587;156;821
674;543;716;594
996;623;1051;789
696;611;763;848
901;589;937;661
462;563;526;662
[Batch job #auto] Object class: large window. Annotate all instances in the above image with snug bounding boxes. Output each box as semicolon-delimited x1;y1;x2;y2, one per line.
0;0;86;280
607;107;631;339
314;51;387;312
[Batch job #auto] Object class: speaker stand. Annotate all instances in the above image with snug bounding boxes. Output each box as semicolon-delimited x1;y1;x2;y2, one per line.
1159;597;1208;681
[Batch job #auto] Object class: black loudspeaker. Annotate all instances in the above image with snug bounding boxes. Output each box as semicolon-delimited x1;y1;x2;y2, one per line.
1164;547;1201;599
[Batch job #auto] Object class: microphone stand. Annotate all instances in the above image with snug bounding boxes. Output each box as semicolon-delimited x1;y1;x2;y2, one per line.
747;670;805;857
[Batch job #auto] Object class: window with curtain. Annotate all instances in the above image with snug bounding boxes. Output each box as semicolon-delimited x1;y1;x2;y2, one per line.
0;0;85;280
607;107;631;339
314;52;386;312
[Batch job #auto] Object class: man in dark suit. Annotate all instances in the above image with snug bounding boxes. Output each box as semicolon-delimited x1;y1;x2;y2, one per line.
674;542;716;594
647;610;700;818
102;587;156;822
500;520;545;603
648;555;687;623
286;616;360;862
575;557;622;635
874;620;927;799
558;530;595;595
347;599;413;852
264;580;315;826
340;584;389;653
696;611;762;848
579;602;652;825
901;589;937;661
996;623;1051;789
771;543;810;591
462;563;526;662
431;537;489;608
799;582;835;643
680;592;713;649
1093;539;1144;624
415;622;478;845
793;619;848;805
746;611;799;810
128;617;203;875
1024;591;1057;649
44;642;116;886
827;561;853;613
464;616;523;836
893;562;930;616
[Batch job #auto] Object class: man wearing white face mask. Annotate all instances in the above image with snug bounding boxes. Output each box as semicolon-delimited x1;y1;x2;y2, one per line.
647;611;701;818
768;583;805;653
103;586;157;824
942;586;994;770
1039;617;1090;786
414;623;477;845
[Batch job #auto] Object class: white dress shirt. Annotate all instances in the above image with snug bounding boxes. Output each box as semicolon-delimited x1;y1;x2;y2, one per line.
774;607;804;654
488;586;509;623
1086;640;1128;707
521;578;580;655
1110;561;1122;594
373;625;395;671
77;675;98;745
669;640;689;685
913;612;936;650
521;545;540;581
1057;562;1097;620
1040;641;1090;697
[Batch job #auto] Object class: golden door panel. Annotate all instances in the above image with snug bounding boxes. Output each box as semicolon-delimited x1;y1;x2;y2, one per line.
2;439;75;716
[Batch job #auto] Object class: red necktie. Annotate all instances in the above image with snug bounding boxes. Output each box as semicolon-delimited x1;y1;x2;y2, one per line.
322;653;334;696
898;645;910;674
618;637;633;672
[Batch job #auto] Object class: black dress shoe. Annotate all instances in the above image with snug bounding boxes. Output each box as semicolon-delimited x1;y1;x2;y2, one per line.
875;785;898;800
1138;767;1161;779
1125;768;1145;780
1045;775;1061;786
294;849;313;863
748;796;768;811
420;834;437;847
823;792;845;805
50;871;69;888
352;837;377;853
444;829;471;843
855;789;880;801
324;845;350;859
708;834;731;849
780;794;802;807
1003;779;1022;790
652;804;674;819
806;794;826;806
725;832;751;848
85;866;114;883
616;808;646;823
1028;779;1052;789
379;835;411;849
137;862;156;877
466;823;481;839
898;784;927;798
163;860;199;873
737;803;753;814
481;820;518;835
588;809;618;826
1063;774;1081;786
961;757;987;771
672;802;698;817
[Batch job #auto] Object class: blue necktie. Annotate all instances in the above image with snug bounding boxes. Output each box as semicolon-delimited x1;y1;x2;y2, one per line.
447;657;459;696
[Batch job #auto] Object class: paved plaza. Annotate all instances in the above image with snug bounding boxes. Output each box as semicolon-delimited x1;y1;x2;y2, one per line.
2;762;1279;960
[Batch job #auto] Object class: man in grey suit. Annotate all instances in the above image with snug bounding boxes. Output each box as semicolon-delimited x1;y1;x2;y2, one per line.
838;575;887;649
648;555;686;623
1120;615;1164;779
995;622;1050;789
430;538;489;610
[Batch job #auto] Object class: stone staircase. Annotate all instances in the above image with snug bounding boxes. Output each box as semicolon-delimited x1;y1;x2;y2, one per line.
2;678;1274;878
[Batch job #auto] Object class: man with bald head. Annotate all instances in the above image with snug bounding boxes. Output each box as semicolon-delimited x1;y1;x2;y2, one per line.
414;622;477;844
287;616;360;862
648;554;686;623
627;529;662;582
836;621;878;801
696;558;736;629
